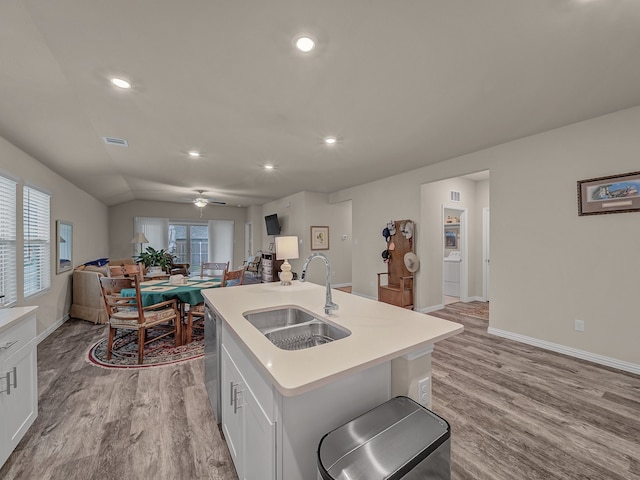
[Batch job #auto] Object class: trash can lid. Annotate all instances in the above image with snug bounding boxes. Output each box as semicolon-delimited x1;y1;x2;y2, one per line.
317;396;450;480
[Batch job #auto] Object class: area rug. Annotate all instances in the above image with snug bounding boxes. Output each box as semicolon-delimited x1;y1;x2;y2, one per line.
87;330;204;369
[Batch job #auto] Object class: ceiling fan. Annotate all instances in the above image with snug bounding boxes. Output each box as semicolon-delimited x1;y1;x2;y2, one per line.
192;190;226;216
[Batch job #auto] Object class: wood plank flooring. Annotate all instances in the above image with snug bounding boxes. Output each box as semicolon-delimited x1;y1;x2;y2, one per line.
429;302;640;480
1;302;638;479
0;319;238;480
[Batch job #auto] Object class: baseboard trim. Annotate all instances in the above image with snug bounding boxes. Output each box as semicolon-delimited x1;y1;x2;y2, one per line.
419;304;445;314
332;282;352;289
467;296;485;302
352;292;377;301
488;327;640;375
37;313;69;345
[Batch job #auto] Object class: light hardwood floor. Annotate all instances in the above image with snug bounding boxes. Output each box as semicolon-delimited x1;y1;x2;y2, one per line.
429;302;640;480
0;319;238;480
1;302;639;479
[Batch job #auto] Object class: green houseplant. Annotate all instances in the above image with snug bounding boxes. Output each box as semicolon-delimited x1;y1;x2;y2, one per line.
135;247;174;273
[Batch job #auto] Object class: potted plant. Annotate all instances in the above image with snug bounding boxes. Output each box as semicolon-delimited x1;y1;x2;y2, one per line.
135;247;174;274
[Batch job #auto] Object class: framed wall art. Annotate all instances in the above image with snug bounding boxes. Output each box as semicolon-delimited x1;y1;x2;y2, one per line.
310;226;329;250
577;171;640;216
56;220;73;274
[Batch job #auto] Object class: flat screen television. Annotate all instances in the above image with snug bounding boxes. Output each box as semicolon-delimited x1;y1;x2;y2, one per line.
265;214;281;235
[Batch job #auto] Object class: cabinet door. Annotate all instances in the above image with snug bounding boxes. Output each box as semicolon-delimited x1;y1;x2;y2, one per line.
0;339;37;467
221;346;244;476
243;385;276;480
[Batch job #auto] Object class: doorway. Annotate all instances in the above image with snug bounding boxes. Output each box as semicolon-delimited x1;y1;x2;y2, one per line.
483;208;490;301
443;206;467;305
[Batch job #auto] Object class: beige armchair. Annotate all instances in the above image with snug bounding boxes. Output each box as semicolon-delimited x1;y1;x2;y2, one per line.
69;258;139;324
69;265;110;324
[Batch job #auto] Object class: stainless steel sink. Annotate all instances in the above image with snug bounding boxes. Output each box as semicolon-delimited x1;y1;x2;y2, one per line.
243;306;351;350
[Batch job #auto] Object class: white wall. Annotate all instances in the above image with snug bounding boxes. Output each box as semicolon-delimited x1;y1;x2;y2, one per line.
108;200;248;270
261;192;352;286
0;136;108;336
331;106;640;366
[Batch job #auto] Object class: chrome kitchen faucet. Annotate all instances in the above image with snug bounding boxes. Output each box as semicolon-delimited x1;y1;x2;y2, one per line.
300;252;339;315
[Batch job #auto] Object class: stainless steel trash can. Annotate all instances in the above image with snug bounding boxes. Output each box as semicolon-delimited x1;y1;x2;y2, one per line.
317;396;450;480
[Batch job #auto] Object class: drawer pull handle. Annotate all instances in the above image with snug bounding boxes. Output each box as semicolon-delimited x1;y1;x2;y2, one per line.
233;387;243;414
0;340;18;351
1;367;17;395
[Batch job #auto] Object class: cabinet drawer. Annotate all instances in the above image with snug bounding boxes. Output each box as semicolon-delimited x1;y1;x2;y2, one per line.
262;259;273;268
262;265;273;275
0;316;36;361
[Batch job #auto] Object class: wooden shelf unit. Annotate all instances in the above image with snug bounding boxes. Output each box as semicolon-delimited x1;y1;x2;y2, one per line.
377;219;414;310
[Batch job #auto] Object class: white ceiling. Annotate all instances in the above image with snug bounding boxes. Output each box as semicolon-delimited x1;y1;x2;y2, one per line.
1;0;639;207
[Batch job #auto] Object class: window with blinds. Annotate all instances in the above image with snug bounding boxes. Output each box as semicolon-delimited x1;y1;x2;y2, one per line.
0;174;17;306
23;185;51;297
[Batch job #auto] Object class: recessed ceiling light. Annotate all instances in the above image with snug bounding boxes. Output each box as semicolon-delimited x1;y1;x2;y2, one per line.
264;164;275;171
324;136;337;145
110;77;131;89
188;151;201;158
295;36;315;52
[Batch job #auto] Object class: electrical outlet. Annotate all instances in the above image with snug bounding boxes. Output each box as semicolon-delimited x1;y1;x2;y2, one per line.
417;377;430;406
575;319;585;332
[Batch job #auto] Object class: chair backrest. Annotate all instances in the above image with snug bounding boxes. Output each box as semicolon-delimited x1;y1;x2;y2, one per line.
169;260;190;275
99;276;144;323
201;262;229;278
245;254;261;273
109;263;143;280
222;267;245;287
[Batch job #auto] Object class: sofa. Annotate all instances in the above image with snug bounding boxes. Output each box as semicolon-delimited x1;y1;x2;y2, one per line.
69;258;136;324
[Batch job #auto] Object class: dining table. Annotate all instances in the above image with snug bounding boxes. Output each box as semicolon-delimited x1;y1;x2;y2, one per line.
121;276;222;344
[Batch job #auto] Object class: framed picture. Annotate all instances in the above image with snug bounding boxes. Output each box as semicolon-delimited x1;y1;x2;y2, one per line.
577;171;640;216
56;220;73;274
310;226;329;250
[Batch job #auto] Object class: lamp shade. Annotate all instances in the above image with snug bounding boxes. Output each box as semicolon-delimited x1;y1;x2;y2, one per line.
131;232;149;244
275;236;299;260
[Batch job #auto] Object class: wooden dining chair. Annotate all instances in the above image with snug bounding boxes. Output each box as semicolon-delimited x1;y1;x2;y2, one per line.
222;267;245;287
109;263;144;281
200;261;229;278
99;275;180;364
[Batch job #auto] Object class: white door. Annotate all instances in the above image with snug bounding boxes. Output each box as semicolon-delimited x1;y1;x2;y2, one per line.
483;208;490;301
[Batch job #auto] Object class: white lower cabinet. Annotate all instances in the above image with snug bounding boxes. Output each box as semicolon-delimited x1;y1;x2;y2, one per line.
220;323;391;480
0;308;38;468
221;344;276;480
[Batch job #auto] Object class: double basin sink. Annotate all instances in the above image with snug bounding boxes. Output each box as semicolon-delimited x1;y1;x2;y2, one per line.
243;306;350;351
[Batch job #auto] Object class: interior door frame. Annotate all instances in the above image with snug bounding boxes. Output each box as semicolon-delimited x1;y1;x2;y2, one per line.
441;205;468;303
483;207;490;302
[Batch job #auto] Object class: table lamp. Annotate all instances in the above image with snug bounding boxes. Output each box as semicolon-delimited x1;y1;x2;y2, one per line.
275;236;299;286
131;232;149;255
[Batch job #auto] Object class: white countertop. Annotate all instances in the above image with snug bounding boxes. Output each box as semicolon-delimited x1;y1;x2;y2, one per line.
203;281;463;396
0;306;38;334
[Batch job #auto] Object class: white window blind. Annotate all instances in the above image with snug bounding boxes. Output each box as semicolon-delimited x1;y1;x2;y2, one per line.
133;217;169;255
0;174;17;306
209;220;234;265
23;186;51;297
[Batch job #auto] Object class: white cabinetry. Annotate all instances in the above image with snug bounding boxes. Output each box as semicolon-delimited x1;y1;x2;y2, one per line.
221;342;276;480
0;307;38;468
220;322;390;480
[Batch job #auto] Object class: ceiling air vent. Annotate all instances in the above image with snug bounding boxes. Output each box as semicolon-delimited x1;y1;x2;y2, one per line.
102;136;129;147
450;190;461;202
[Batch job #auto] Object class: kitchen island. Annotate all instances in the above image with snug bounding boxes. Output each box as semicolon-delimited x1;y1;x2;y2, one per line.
203;281;462;479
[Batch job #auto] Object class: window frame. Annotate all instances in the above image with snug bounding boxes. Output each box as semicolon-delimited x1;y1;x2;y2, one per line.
0;173;17;306
23;184;51;298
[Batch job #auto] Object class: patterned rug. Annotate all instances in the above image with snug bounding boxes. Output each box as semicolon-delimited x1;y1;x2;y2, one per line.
87;330;204;369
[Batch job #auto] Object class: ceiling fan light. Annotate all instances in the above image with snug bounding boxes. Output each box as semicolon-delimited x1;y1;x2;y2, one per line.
194;198;208;208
